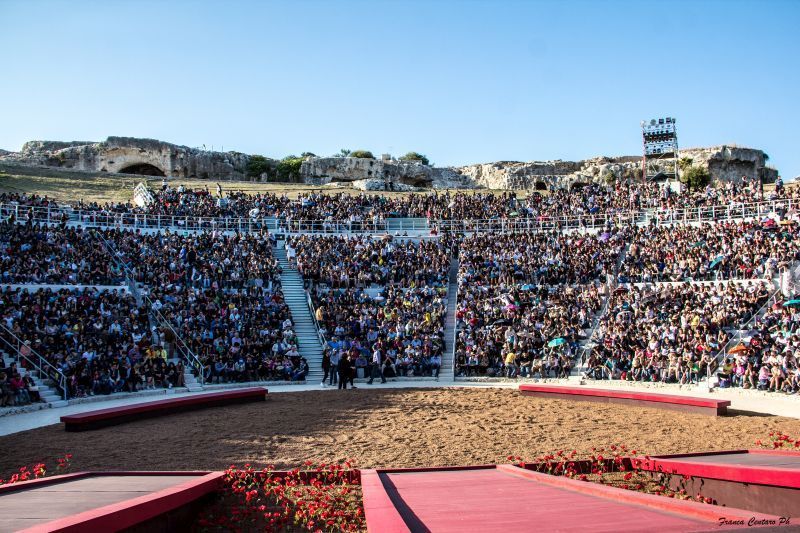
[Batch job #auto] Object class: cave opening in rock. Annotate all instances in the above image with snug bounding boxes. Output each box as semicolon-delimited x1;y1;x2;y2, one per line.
118;163;166;177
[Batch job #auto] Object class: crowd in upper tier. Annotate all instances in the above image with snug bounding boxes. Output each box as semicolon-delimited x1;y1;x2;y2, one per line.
617;221;800;283
0;224;125;285
1;175;797;227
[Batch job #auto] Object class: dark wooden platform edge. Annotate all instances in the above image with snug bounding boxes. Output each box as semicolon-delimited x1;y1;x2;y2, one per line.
60;388;268;431
17;472;222;533
519;385;730;416
636;450;800;517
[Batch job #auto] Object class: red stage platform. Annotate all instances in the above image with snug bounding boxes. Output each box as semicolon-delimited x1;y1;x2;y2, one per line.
361;465;780;532
61;387;268;431
519;384;730;415
638;449;800;516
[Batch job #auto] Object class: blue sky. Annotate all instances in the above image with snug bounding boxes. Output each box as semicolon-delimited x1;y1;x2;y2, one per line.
1;0;798;176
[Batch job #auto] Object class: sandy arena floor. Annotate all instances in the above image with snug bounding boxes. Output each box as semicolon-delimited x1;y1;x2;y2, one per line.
1;388;799;474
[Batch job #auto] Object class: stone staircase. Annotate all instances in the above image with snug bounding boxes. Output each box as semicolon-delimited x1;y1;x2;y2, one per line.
1;350;67;408
166;358;204;392
274;246;324;382
441;259;459;380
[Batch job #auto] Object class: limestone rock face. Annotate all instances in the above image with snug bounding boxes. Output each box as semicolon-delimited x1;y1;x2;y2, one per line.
300;157;434;187
0;137;776;189
350;178;422;192
680;146;777;184
4;137;252;180
449;147;774;190
451;157;643;190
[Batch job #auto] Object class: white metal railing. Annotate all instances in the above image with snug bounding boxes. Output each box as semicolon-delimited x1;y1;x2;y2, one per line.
0;322;68;401
1;197;796;236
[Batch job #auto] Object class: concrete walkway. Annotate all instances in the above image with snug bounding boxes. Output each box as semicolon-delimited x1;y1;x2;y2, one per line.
0;379;796;437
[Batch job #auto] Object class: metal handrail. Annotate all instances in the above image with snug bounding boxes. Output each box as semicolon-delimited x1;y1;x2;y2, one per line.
90;229;205;381
450;280;459;381
707;282;781;389
305;289;328;348
0;322;68;400
1;196;796;235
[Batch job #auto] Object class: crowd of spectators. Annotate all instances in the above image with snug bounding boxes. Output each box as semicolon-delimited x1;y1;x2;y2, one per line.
454;283;603;378
585;281;770;384
98;228;309;384
0;222;124;285
289;235;450;288
3;177;799;230
458;229;628;287
0;221;310;402
714;298;800;394
2;178;800;401
452;230;620;377
291;235;452;384
618;221;800;283
314;285;447;383
0;286;180;399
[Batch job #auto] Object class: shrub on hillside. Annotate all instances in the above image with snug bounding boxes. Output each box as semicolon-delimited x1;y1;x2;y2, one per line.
399;152;430;165
246;155;271;179
680;165;711;190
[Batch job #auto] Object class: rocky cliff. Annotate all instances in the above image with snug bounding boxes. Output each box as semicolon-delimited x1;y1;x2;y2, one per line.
300;157;434;187
6;137;252;180
0;137;776;190
451;147;775;190
680;146;777;184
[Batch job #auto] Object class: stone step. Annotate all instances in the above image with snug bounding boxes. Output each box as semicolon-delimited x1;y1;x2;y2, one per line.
277;245;325;375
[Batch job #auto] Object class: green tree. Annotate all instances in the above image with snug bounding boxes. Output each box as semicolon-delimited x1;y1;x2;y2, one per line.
276;155;304;182
246;155;270;178
301;152;317;158
680;165;711;190
399;152;430;165
335;149;351;158
349;150;374;159
678;157;694;171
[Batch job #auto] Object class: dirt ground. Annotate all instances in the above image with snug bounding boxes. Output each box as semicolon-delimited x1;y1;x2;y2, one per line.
1;388;798;475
